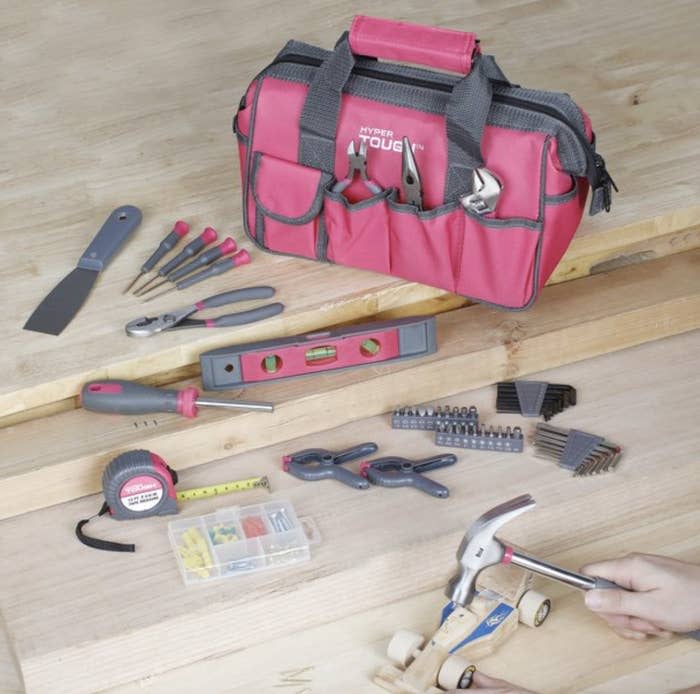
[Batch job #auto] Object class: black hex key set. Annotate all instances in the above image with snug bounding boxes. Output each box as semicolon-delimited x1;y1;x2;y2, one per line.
496;381;577;421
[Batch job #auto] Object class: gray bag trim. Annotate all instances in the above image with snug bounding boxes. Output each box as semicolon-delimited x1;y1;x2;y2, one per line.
386;198;461;220
544;177;578;205
316;215;329;261
298;35;493;201
263;50;591;182
251;151;331;224
324;187;393;210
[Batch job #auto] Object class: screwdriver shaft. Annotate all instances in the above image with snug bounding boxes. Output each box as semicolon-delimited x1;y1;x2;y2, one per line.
196;398;273;413
125;221;190;294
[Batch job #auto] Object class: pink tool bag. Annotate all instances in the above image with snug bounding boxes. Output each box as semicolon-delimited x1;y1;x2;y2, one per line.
234;16;615;309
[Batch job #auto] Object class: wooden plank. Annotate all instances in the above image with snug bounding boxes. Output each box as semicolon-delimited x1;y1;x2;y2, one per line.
3;0;700;418
101;591;700;694
1;249;699;521
0;331;698;693
0;622;22;694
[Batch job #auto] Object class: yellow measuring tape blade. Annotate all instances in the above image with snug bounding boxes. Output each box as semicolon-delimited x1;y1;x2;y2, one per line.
176;475;269;501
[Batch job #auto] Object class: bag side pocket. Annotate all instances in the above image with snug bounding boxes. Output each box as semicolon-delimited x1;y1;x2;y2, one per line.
251;151;331;259
387;199;464;294
323;189;392;273
455;213;543;309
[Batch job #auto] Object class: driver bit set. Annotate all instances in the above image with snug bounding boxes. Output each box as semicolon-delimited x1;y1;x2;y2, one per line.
435;422;525;453
533;423;622;476
496;381;577;421
391;405;479;431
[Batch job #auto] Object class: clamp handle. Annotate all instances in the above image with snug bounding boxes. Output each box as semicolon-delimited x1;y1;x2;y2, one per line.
282;442;377;489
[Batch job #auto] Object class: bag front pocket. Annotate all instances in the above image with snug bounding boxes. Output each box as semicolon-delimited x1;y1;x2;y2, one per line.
251;152;331;259
387;200;464;294
323;189;392;273
455;214;542;309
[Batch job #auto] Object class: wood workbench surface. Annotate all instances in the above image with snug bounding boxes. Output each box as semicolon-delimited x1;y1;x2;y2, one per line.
0;331;698;693
2;1;700;692
2;0;700;418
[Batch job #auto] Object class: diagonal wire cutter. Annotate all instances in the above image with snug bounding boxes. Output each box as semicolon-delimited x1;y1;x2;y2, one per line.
282;442;378;489
125;286;284;337
360;453;457;497
332;140;383;196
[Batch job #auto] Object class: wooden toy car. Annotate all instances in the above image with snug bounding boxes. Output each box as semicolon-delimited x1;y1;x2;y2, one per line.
374;564;551;692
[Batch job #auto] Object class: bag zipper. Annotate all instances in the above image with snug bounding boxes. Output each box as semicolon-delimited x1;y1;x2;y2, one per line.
269;53;616;210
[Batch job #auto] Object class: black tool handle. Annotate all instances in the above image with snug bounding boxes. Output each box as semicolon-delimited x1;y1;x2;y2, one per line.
198;287;276;310
142;221;189;272
77;206;142;272
81;379;186;415
208;303;284;328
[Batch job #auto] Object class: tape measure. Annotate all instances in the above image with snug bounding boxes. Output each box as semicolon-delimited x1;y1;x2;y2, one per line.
76;449;269;553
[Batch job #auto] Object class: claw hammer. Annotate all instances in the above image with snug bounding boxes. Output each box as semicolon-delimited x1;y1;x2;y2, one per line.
446;494;619;608
446;494;700;639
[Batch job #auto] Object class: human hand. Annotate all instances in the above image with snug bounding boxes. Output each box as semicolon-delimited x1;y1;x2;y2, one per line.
581;553;700;638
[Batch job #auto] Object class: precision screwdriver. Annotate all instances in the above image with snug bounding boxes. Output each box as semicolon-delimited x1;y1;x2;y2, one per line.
134;227;218;295
81;379;273;418
139;237;237;297
144;250;251;302
123;220;190;294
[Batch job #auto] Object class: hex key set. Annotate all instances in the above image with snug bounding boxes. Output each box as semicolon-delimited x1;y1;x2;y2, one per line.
533;423;623;476
496;381;577;421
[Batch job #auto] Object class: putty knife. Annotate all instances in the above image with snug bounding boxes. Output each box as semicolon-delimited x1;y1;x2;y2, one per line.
24;205;142;335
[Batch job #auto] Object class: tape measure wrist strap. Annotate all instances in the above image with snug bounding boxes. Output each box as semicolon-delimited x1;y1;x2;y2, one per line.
75;502;136;553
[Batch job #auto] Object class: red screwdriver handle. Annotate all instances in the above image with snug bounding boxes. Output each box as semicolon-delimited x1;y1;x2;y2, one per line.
81;380;201;418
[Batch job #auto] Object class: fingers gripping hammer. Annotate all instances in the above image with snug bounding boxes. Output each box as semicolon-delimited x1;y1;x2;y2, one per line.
446;494;620;608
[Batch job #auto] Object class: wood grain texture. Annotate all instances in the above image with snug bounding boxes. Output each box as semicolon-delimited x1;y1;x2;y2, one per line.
2;0;699;418
1;250;699;521
0;331;698;693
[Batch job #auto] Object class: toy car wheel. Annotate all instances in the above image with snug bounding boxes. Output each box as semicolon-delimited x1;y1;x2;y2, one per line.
437;655;476;690
387;629;425;667
518;589;551;628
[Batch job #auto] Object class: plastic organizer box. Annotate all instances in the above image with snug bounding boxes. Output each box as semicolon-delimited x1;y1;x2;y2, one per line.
169;499;312;585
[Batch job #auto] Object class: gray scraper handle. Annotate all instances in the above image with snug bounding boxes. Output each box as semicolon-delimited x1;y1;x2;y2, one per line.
77;206;142;272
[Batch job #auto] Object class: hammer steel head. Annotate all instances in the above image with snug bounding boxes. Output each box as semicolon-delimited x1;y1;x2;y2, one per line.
446;494;536;607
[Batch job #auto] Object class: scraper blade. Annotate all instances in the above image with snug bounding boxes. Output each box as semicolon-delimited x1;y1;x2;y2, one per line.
23;205;142;335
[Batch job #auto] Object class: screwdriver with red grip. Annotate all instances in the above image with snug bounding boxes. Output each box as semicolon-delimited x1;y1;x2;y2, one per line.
144;249;251;302
81;379;273;418
123;220;190;294
134;227;218;295
138;237;237;297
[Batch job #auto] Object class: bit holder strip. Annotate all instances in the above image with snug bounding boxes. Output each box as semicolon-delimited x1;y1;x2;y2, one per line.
391;405;479;431
435;422;524;453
